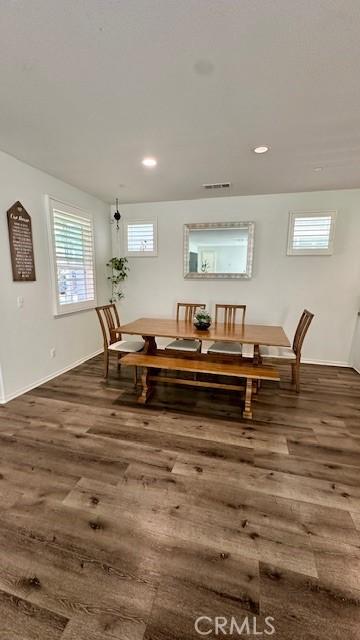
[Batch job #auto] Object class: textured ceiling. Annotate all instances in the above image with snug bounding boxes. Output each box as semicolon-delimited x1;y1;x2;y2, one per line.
1;0;360;203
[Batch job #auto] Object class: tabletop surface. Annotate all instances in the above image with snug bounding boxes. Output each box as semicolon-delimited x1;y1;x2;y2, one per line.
119;317;290;347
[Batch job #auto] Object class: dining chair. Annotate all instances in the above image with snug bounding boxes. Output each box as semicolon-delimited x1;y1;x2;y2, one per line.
207;304;246;355
260;309;314;392
96;304;144;379
165;302;206;353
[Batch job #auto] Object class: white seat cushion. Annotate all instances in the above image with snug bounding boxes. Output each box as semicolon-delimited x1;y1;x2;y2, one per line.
260;345;296;360
165;339;201;352
109;340;144;353
207;341;242;355
241;343;255;358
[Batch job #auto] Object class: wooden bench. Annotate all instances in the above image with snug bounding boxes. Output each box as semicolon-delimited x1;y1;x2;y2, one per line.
121;353;280;419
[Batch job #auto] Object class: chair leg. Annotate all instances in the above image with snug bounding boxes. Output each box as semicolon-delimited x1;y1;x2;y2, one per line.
134;366;138;387
291;363;296;385
292;362;300;393
117;354;121;372
104;351;109;379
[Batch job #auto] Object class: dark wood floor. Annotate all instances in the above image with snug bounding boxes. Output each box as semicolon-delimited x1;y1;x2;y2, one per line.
0;355;360;639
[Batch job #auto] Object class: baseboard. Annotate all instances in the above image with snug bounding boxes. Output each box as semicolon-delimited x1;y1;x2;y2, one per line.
301;358;351;367
352;365;360;375
0;348;103;404
0;365;5;405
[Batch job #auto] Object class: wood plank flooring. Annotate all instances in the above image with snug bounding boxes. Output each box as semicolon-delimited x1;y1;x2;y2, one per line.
0;355;359;639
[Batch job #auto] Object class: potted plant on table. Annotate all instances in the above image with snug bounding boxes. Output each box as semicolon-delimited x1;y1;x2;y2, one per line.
193;308;212;331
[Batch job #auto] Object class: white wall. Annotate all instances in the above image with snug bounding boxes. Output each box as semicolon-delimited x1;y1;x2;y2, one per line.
351;315;360;373
0;150;111;402
112;189;360;365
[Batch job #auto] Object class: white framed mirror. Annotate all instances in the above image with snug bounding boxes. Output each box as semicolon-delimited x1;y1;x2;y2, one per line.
183;221;255;279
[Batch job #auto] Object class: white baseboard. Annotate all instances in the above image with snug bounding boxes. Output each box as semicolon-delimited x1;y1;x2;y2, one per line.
0;365;5;405
352;365;360;375
0;349;103;405
301;358;351;367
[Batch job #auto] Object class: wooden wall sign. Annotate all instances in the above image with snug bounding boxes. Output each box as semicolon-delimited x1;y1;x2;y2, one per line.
7;201;36;281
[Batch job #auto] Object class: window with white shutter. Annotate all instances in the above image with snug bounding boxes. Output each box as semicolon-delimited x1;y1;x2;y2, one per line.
124;219;157;256
287;211;337;256
47;197;97;315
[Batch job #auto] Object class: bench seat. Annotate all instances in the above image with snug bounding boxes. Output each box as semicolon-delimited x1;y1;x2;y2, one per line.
121;353;280;419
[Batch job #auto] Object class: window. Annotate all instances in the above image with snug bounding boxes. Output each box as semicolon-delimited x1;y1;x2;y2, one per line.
287;211;337;256
47;197;97;315
124;219;157;256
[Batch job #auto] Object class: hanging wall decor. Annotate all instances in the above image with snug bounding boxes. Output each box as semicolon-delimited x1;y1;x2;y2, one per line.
111;197;121;231
7;201;36;281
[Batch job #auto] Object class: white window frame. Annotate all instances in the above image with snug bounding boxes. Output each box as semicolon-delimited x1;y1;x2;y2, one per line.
124;218;158;257
46;196;97;316
287;210;337;256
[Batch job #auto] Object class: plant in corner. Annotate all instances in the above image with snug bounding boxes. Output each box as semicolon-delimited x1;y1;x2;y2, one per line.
107;257;129;303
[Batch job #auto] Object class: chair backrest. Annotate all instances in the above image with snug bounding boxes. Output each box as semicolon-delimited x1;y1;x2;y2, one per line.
215;304;246;326
176;302;206;323
292;309;314;357
96;304;121;348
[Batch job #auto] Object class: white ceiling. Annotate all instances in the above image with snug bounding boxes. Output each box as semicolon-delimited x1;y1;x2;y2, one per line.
1;0;360;204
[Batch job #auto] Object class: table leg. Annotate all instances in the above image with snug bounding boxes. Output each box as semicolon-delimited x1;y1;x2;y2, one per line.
142;335;157;354
253;344;260;365
243;378;253;419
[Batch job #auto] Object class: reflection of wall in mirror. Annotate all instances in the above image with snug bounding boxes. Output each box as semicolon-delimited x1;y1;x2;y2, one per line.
197;245;246;273
188;228;249;274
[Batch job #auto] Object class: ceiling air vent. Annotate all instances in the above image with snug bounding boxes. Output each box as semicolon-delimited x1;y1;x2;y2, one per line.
202;182;231;191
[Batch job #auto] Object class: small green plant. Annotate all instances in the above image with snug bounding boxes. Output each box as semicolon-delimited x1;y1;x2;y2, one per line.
107;257;129;303
194;308;212;329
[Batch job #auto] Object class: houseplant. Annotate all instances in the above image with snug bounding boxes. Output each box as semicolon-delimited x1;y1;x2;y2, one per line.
193;308;212;330
107;257;129;303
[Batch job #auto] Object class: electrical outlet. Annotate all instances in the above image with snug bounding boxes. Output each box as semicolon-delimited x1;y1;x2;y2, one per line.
50;348;56;359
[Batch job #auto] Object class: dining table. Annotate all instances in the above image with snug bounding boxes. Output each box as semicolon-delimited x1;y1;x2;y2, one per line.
117;317;290;364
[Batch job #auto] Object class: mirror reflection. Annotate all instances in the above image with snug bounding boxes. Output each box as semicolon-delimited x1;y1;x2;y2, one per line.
184;222;254;279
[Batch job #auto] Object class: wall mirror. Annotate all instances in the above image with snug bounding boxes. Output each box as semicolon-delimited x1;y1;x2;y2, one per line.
184;222;255;279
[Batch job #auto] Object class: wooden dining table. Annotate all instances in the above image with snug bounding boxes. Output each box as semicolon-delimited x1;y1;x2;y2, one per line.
118;317;290;363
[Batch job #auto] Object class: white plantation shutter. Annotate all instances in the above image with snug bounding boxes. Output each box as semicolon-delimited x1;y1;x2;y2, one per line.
125;219;157;256
287;211;337;255
48;198;97;315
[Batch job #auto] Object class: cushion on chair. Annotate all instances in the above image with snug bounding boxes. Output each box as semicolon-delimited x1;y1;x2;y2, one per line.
260;345;296;360
207;341;242;355
241;343;255;358
109;340;145;353
165;339;201;352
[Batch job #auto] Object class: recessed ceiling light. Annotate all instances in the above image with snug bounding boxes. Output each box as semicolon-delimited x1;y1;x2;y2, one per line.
253;146;269;154
142;157;157;168
314;166;323;172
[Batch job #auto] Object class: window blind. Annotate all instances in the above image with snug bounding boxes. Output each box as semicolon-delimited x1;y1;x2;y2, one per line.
49;201;96;314
288;211;336;255
127;222;154;253
292;216;332;250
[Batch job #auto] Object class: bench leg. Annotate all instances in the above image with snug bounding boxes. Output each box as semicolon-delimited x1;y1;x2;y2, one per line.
243;378;253;419
138;367;153;404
